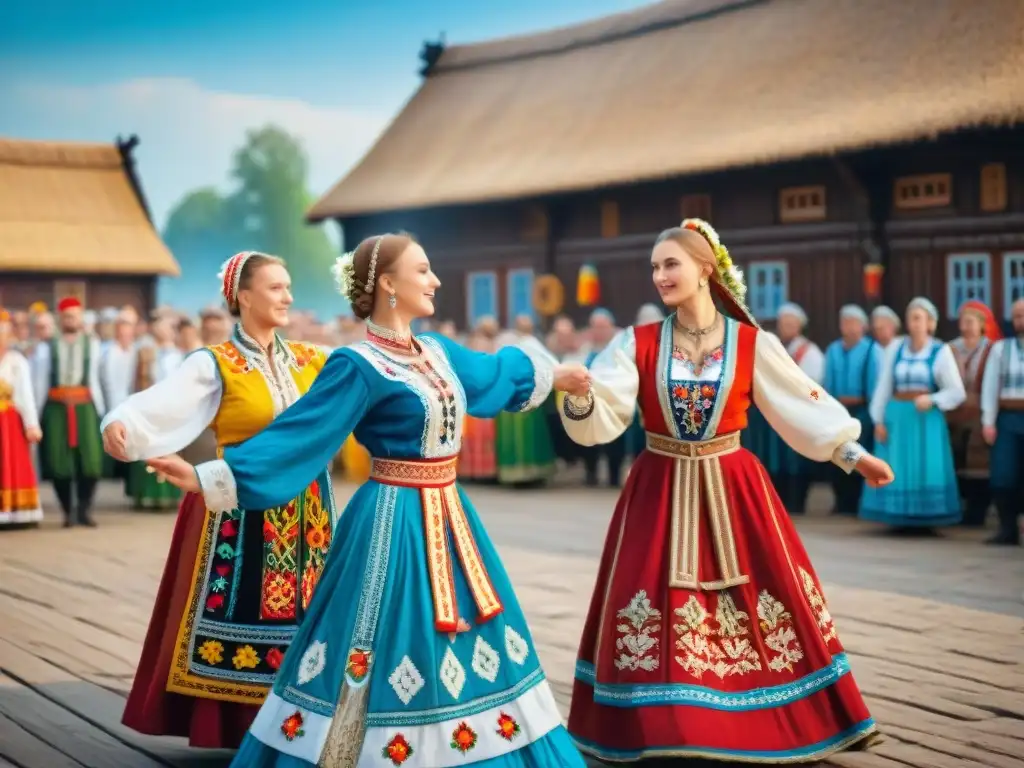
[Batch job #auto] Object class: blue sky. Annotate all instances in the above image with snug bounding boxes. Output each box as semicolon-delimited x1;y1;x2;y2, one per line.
1;0;647;231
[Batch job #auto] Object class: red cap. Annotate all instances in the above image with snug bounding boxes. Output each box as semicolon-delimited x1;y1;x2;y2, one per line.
57;297;83;313
960;300;1003;342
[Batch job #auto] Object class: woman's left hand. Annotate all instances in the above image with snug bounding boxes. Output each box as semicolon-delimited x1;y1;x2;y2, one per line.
146;455;201;493
913;394;933;412
855;454;894;488
553;364;591;397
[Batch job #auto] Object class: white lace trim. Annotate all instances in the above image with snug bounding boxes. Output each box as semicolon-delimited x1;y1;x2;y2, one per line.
832;441;865;474
196;459;239;511
516;345;554;412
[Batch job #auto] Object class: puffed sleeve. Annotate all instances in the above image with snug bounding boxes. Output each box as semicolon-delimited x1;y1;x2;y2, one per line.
426;332;554;417
100;349;223;460
559;327;639;447
753;331;866;473
929;343;967;412
195;348;377;512
11;353;40;430
980;340;1004;427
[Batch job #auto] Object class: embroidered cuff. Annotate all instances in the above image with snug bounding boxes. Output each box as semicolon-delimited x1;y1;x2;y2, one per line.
195;459;239;511
832;441;866;474
563;391;596;421
515;345;555;413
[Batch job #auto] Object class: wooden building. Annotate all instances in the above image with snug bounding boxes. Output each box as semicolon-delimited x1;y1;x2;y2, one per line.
309;0;1024;342
0;136;179;315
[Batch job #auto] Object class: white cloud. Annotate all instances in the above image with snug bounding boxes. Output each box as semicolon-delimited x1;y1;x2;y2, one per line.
13;77;391;229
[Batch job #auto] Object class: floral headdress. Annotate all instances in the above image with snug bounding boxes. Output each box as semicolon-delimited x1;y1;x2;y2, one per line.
332;236;384;302
681;218;759;328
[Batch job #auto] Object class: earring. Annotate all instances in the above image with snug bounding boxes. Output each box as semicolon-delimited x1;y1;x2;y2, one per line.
388;293;397;309
699;276;709;288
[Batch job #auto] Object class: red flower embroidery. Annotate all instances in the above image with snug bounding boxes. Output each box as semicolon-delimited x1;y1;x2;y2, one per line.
810;389;819;400
205;593;225;612
382;734;414;765
215;564;231;577
672;384;688;400
219;519;237;538
265;648;284;670
308;479;320;497
700;384;716;398
450;722;478;753
262;520;278;542
496;712;521;741
346;649;371;681
280;711;305;741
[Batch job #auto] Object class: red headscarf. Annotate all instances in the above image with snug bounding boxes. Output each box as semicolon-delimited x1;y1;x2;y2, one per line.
959;300;1002;342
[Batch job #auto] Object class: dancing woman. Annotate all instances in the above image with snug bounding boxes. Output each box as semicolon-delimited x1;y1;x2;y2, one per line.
148;233;590;767
101;252;335;748
558;220;893;763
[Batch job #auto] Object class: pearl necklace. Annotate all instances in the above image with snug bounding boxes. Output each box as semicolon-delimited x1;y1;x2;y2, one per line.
366;320;413;352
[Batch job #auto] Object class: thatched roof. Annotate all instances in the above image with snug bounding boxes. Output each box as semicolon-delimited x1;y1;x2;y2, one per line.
309;0;1024;220
0;137;180;275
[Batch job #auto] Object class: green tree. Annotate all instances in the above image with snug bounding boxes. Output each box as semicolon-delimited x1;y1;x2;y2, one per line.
160;187;238;310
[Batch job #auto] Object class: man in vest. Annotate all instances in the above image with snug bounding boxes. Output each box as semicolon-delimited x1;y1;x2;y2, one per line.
980;298;1024;546
32;297;106;527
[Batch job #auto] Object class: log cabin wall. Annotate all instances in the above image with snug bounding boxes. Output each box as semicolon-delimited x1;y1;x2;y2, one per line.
0;274;155;316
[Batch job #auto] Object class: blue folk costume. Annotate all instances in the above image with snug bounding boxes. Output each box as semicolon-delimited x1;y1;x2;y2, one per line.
860;301;966;527
980;335;1024;545
193;332;585;768
823;310;880;514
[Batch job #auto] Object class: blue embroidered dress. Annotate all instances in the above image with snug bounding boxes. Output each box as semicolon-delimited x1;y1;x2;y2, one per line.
860;338;965;526
193;334;585;768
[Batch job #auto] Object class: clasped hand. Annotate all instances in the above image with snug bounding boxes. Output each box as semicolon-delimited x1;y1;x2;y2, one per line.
553;363;591;397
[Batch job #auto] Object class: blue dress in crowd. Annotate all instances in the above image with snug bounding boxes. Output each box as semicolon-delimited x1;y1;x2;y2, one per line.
193;333;586;767
859;338;966;527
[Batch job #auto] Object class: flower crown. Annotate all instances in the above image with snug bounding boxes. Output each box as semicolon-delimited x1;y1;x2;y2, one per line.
681;218;746;302
331;236;384;303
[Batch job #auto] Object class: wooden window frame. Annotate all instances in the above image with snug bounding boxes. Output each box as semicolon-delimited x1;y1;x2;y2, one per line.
945;252;992;319
746;261;789;321
894;173;952;210
1003;251;1024;320
778;186;826;223
506;267;536;325
465;270;498;329
980;163;1008;213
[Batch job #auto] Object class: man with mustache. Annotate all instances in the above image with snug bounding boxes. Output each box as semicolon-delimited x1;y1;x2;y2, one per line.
980;297;1024;546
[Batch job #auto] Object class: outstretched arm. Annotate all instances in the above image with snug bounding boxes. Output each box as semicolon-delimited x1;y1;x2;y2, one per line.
559;328;639;447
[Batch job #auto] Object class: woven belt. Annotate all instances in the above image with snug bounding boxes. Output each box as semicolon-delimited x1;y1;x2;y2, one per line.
47;386;92;448
999;399;1024;411
645;431;747;591
370;456;502;633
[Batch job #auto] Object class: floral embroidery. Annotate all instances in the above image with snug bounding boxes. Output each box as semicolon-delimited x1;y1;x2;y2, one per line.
504;625;530;665
300;482;331;610
799;568;838;644
232;644;260;670
209;341;251;374
672;345;724;375
756;590;804;672
450;722;478;753
287;340;321;370
204;510;241;619
388;655;424;705
496;712;521;741
382;734;414;765
670;382;718;435
346;648;372;682
280;711;305;741
673;593;762;679
471;636;500;682
260;500;301;620
613;590;662;672
265;647;284;670
440;647;466;699
297;640;327;685
197;639;224;665
810;389;819;400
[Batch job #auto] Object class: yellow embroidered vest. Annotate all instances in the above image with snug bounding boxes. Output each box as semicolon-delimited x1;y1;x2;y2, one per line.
206;339;326;450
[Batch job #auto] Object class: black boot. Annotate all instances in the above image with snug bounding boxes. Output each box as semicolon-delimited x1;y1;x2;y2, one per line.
986;492;1020;545
76;478;98;527
53;479;75;527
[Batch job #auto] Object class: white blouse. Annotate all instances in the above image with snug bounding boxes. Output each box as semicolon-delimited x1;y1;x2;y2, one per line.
0;350;40;430
869;338;966;425
980;338;1024;427
560;320;866;473
786;335;825;384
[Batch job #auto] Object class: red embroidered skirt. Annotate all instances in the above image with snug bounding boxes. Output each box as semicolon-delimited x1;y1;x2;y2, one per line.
568;443;876;763
0;405;42;524
122;492;257;748
459;415;497;479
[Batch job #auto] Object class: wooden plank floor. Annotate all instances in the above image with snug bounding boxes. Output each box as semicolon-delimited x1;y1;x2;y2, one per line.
1;486;1022;767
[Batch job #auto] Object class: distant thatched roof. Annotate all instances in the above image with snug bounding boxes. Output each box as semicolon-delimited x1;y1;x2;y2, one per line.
0;138;180;275
310;0;1024;220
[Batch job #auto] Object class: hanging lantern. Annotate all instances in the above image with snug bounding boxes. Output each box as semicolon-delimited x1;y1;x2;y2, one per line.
576;263;601;307
863;263;884;301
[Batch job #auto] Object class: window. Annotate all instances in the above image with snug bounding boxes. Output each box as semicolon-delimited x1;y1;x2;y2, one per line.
600;200;620;238
779;186;826;223
894;173;952;210
466;271;497;328
746;262;788;321
980;163;1008;213
946;253;991;318
506;268;535;324
1004;252;1024;319
681;194;712;221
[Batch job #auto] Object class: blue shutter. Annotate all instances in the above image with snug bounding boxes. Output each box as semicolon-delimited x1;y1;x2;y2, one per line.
946;253;991;318
506;268;535;325
1003;252;1024;319
746;262;789;321
466;271;497;328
